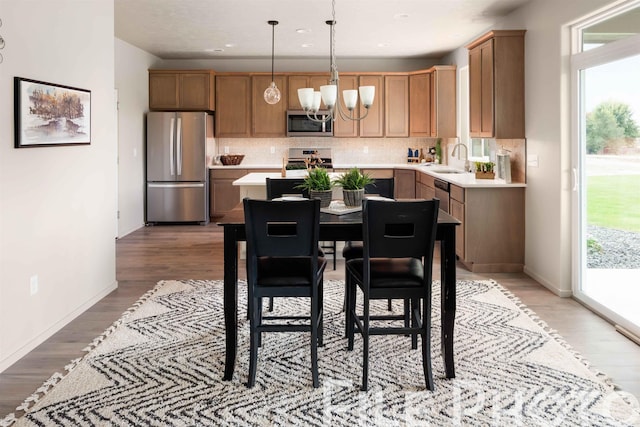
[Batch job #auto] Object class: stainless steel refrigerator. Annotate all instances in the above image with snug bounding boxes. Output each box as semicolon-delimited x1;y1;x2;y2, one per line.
146;111;209;224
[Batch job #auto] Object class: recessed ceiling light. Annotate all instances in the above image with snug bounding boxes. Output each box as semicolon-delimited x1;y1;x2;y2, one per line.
377;43;390;48
301;43;313;48
394;13;410;19
224;43;235;48
204;48;225;53
296;28;311;34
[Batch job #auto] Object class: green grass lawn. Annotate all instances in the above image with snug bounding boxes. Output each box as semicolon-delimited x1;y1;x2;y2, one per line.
587;175;640;232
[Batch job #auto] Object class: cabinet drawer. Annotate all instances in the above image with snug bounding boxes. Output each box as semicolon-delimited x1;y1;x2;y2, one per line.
450;184;464;203
417;171;435;188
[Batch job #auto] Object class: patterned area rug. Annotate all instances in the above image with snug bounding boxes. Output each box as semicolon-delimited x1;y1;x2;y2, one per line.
2;279;639;426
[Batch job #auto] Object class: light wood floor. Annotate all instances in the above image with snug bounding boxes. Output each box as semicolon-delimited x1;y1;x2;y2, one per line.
1;223;639;417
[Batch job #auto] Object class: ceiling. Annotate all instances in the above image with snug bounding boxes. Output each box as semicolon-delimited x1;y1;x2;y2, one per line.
114;0;533;60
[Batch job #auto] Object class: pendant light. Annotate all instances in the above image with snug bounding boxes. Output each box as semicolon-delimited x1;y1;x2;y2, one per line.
263;20;281;105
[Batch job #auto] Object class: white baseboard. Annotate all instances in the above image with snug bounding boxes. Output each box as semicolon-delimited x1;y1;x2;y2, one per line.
523;266;573;298
0;281;118;373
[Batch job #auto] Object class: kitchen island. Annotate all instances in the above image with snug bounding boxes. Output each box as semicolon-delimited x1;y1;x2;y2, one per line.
228;167;525;272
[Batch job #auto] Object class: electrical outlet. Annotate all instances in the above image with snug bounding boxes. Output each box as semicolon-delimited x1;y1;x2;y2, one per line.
363;146;369;154
527;154;539;168
270;146;276;154
30;275;38;296
224;146;230;154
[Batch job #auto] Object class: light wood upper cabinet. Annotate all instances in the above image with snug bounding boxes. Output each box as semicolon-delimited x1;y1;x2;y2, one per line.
287;74;330;110
430;66;457;138
215;75;251;138
409;72;432;137
409;67;456;138
252;75;287;137
385;75;409;137
359;75;384;138
149;70;215;111
467;30;525;139
333;75;359;138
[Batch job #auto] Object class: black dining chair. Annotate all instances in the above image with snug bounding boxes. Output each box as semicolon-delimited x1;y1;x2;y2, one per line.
342;178;395;318
266;177;337;271
265;177;309;199
243;198;327;388
345;198;440;391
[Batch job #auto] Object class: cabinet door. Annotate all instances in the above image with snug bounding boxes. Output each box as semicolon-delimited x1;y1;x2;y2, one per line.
210;169;247;217
359;75;384;137
333;75;359;137
149;72;179;110
450;198;465;259
431;67;457;138
252;75;287;137
409;73;431;137
469;39;494;137
216;75;251;138
393;169;416;199
385;75;409;137
180;73;213;110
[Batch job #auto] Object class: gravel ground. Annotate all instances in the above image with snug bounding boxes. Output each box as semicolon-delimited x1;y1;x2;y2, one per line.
587;225;640;269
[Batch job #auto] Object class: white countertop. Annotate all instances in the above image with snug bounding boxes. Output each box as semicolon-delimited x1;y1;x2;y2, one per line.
231;166;525;189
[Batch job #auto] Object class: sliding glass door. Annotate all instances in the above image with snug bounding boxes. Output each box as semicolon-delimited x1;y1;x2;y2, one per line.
572;4;640;340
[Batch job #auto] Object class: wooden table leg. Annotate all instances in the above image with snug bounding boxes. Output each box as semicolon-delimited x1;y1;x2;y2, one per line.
223;226;239;381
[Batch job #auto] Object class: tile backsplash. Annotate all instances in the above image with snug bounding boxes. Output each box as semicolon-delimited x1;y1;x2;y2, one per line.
215;136;526;182
215;137;448;166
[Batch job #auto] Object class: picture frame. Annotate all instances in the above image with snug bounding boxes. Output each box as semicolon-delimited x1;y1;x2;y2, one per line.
14;77;91;148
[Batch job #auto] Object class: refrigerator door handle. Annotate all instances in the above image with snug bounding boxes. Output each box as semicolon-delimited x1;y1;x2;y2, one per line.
176;117;183;176
169;118;176;176
148;183;205;189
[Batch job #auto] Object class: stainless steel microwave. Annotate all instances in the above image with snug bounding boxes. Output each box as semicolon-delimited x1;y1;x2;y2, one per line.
286;110;333;137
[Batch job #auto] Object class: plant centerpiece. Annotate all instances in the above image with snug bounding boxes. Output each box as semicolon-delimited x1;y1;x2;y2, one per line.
335;168;375;207
475;161;495;179
296;167;333;208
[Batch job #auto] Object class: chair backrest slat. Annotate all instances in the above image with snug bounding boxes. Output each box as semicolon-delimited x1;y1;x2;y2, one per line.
266;178;309;200
244;198;320;258
363;199;439;260
364;177;395;199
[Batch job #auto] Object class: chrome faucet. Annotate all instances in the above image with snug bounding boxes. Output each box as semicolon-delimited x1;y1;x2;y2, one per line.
451;143;471;172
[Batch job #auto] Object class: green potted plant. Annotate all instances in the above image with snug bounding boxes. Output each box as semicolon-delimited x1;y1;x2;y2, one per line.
475;161;495;179
334;168;375;207
296;167;333;207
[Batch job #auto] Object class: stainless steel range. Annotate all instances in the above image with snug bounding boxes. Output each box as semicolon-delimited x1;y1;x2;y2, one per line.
286;148;333;169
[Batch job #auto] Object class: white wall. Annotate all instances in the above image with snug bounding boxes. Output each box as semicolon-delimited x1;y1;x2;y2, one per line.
115;39;159;238
0;0;117;371
446;0;613;296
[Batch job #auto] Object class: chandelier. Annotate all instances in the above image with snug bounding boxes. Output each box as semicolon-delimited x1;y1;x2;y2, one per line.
297;0;375;122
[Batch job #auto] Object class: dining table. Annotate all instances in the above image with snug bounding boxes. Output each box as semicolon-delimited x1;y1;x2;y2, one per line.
217;202;460;381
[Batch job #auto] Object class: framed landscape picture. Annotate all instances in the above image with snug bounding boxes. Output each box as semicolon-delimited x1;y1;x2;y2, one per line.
14;77;91;148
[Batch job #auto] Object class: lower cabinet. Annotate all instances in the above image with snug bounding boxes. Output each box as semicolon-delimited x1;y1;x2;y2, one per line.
450;185;525;273
394;169;416;199
449;185;465;260
210;169;247;218
416;171;435;200
210;168;279;218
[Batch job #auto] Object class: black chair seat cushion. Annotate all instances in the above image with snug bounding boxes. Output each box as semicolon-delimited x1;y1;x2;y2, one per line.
346;257;424;288
342;240;364;260
257;256;326;286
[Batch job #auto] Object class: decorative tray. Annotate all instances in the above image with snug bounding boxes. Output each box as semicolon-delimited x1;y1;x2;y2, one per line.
320;200;362;215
